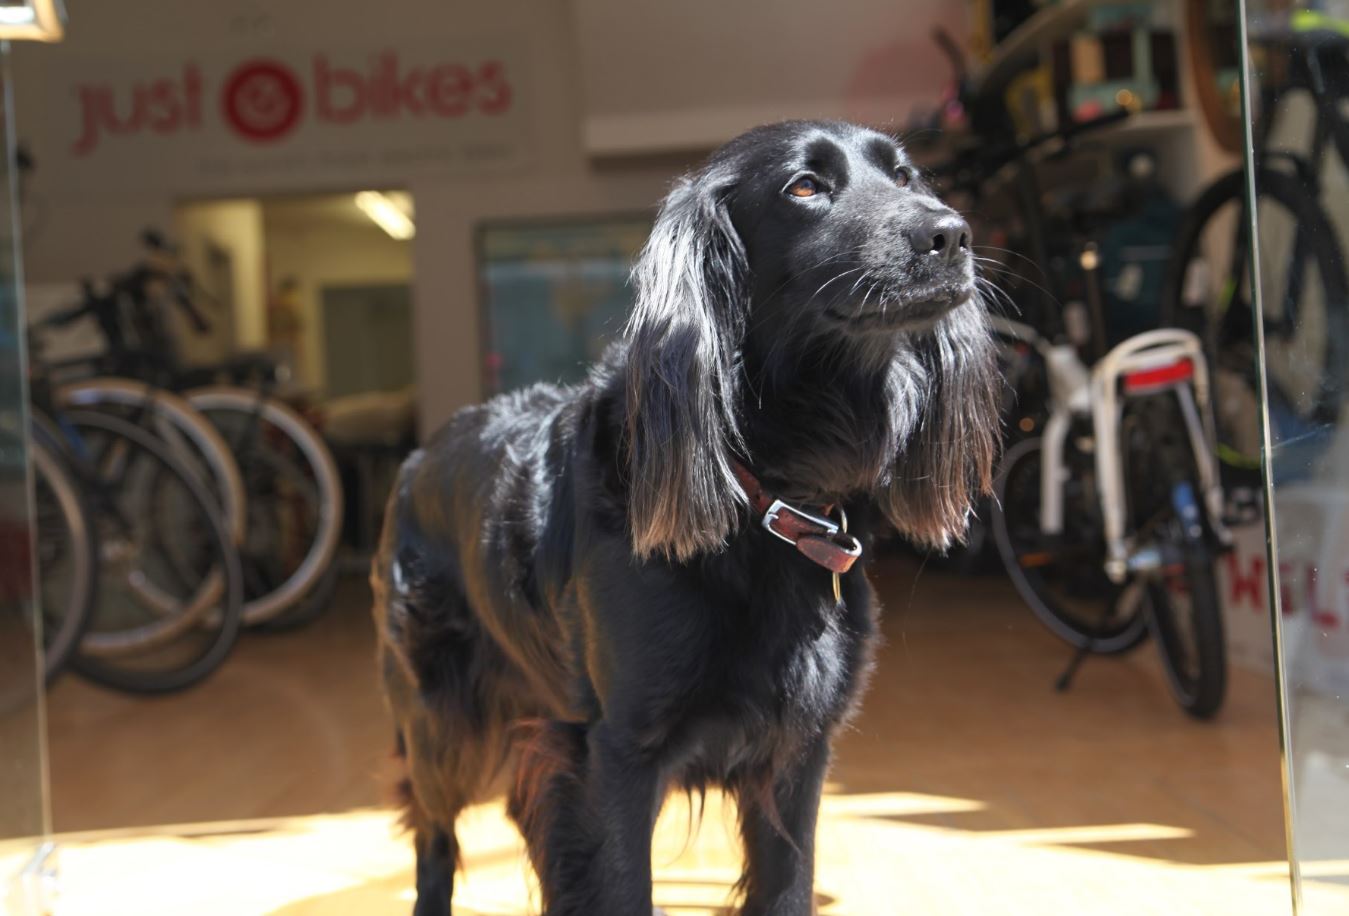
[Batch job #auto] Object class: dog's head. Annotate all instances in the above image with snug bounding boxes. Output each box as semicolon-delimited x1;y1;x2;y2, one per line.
625;120;998;561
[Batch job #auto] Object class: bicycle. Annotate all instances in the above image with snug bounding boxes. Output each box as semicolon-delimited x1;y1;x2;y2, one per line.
944;110;1238;718
1162;25;1349;488
37;231;343;629
916;33;1233;717
27;364;245;691
989;294;1233;718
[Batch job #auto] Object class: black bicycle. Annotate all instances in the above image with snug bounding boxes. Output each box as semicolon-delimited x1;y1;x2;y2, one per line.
1162;27;1349;489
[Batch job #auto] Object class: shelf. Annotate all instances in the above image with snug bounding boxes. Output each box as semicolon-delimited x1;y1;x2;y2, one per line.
968;0;1098;99
910;109;1197;167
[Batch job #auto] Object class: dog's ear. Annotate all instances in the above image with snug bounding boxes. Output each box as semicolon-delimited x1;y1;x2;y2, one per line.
880;297;1000;551
624;171;748;562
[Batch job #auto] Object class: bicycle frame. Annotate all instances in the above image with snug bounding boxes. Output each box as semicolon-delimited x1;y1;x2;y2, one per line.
997;318;1231;584
1254;36;1349;180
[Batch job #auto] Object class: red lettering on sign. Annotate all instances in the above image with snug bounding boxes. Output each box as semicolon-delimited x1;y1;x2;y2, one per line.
1307;566;1342;629
1226;551;1266;611
69;54;513;156
72;65;204;156
428;64;471;116
315;51;511;122
221;59;305;143
314;55;363;124
477;61;512;115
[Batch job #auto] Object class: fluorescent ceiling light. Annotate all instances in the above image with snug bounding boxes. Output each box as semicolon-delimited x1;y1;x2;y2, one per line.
354;190;415;240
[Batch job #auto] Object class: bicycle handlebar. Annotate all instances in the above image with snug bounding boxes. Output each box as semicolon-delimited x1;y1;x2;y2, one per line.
33;261;214;340
173;280;212;333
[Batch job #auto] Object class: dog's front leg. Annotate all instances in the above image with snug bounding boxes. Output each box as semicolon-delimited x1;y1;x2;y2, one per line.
583;722;661;915
736;736;830;916
517;719;660;916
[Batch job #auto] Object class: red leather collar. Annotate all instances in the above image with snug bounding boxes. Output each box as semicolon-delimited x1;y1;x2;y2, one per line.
732;462;862;574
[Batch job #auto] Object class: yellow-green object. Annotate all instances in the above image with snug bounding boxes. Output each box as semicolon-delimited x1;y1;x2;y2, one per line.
1292;9;1349;36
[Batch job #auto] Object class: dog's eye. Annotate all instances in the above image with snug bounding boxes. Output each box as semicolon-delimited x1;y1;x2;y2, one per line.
895;166;913;189
785;176;821;198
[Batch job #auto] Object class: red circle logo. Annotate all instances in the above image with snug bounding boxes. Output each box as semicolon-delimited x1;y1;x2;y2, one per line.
221;59;304;143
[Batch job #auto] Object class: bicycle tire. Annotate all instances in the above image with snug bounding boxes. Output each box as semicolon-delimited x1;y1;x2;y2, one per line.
185;386;343;627
1161;166;1349;470
29;424;97;683
62;410;243;693
990;437;1150;654
55;379;246;653
56;377;247;543
1120;394;1229;720
251;558;341;633
1146;543;1227;719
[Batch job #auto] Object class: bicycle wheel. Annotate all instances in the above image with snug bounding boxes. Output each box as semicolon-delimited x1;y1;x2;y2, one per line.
56;377;247;544
186;386;343;627
254;558;340;633
990;436;1150;654
1143;539;1226;719
1121;398;1227;718
61;410;243;693
1161;167;1349;478
29;423;97;683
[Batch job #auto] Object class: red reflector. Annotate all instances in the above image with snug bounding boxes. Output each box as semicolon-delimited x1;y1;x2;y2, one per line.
1123;359;1193;392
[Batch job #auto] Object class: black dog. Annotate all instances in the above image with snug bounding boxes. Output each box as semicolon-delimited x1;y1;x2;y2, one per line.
374;120;999;915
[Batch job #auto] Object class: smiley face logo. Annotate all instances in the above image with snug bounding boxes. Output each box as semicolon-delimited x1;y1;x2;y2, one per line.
221;59;304;143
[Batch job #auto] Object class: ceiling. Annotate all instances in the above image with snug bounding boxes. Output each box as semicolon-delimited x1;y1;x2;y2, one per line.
261;192;413;234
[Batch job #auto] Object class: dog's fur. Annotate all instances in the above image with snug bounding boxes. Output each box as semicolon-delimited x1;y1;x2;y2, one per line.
374;120;999;915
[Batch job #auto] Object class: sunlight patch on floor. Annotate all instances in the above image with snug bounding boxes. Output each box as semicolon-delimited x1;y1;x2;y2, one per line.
46;790;1349;915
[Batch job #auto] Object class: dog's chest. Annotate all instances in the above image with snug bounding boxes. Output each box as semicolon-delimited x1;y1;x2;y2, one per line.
667;594;859;784
722;590;858;735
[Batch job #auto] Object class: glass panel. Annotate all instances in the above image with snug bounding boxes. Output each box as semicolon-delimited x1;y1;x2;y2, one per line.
0;38;51;912
1242;0;1349;909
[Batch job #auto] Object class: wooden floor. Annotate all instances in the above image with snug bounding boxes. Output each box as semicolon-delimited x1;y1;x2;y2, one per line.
43;552;1327;913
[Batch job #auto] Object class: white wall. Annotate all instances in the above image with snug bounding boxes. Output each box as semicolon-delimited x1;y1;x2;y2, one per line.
261;209;413;395
572;0;965;155
174;198;266;359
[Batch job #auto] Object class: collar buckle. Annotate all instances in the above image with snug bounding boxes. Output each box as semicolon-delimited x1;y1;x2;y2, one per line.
762;499;840;544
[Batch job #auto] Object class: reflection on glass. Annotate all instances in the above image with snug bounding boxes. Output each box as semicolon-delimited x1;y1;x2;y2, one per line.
1244;0;1349;909
0;38;50;906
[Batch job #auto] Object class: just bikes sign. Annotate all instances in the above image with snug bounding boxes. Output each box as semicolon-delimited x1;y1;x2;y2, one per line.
45;42;528;191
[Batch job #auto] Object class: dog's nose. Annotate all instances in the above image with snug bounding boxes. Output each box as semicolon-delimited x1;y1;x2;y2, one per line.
908;213;971;265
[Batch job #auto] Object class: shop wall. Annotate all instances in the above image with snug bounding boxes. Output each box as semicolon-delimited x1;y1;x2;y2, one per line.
571;0;964;155
9;0;673;433
10;1;1233;434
